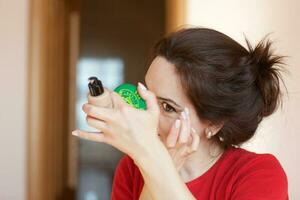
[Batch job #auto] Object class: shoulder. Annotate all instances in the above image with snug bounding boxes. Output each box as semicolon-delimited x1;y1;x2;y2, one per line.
226;148;288;199
227;147;287;175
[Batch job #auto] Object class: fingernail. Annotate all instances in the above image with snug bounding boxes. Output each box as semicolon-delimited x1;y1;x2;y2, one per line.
138;82;147;91
175;119;180;128
72;130;79;136
181;111;187;119
184;107;189;116
191;127;196;133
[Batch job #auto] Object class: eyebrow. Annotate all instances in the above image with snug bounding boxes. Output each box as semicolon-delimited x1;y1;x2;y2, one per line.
144;79;183;109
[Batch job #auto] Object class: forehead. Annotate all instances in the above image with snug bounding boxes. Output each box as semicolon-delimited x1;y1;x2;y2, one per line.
145;56;178;85
145;56;188;105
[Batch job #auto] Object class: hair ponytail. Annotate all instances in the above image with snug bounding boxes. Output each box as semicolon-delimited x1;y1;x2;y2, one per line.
245;38;285;117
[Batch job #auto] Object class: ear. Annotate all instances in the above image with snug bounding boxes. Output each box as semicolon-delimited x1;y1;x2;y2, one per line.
205;122;224;139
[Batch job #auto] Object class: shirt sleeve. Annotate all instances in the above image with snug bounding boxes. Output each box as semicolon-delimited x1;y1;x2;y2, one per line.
111;155;134;200
231;154;288;200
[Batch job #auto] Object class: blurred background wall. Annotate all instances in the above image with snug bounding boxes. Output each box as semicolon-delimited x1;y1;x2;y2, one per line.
0;0;28;199
184;0;300;199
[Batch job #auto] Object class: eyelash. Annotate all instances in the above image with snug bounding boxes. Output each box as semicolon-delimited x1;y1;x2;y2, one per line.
161;102;177;113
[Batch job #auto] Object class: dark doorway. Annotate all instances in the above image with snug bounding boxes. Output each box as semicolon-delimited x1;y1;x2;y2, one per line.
76;1;166;199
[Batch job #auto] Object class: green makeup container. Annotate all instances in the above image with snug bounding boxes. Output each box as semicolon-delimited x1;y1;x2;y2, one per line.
114;83;147;110
88;77;146;110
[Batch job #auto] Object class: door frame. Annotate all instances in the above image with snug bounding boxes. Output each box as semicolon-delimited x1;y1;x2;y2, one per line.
165;0;187;33
26;0;79;199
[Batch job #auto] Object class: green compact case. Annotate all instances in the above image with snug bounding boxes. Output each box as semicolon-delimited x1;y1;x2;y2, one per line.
114;83;147;110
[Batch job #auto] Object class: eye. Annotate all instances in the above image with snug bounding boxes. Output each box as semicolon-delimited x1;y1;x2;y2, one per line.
161;102;176;113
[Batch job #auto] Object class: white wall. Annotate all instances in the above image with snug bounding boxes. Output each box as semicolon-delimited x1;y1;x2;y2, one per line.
186;0;300;199
0;0;28;199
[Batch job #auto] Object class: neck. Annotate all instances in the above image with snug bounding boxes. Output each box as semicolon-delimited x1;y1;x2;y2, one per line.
179;140;224;183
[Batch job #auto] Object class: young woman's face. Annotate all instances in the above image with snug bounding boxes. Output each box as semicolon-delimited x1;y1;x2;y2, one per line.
144;56;209;144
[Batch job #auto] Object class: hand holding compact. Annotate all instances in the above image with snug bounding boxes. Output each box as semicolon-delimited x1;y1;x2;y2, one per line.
165;108;200;172
73;82;162;160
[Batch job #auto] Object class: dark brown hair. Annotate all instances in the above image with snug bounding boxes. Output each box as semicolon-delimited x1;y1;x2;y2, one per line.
151;28;285;148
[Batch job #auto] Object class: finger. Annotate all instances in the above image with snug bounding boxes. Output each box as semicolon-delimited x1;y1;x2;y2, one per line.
137;82;159;115
166;119;181;148
82;103;115;122
72;129;107;143
87;88;111;106
86;116;110;133
187;129;200;154
187;134;193;146
178;108;191;144
110;91;129;109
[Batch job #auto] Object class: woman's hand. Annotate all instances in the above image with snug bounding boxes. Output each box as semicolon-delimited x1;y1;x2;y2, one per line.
87;87;113;108
139;110;200;200
72;82;162;160
164;108;200;171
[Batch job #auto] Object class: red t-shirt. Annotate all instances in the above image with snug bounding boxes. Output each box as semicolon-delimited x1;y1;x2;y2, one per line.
111;147;288;200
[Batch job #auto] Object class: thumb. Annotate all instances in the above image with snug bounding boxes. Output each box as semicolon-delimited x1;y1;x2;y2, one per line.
137;82;159;115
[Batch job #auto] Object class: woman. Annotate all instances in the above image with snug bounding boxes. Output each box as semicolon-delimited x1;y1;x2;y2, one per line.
72;28;288;200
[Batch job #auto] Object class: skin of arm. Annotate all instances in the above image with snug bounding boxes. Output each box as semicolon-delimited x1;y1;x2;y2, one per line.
139;186;153;200
139;107;199;200
134;140;196;200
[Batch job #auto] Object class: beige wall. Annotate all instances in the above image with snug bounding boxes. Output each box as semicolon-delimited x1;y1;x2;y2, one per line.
186;0;300;199
0;0;28;199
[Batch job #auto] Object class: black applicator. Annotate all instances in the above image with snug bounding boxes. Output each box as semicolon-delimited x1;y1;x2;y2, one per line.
88;76;104;96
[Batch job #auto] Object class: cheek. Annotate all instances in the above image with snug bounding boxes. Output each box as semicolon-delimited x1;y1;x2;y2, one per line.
158;110;209;142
